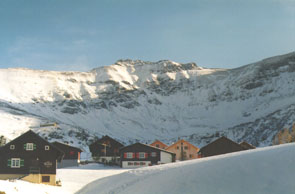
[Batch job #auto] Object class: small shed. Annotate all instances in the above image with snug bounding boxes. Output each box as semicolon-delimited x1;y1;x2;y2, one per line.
51;142;82;168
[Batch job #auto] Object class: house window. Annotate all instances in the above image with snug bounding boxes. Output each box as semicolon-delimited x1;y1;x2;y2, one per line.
139;152;146;159
176;146;179;150
42;176;50;182
7;158;24;168
10;145;15;150
134;162;139;166
189;154;193;158
184;146;188;150
70;151;75;155
155;144;159;148
151;152;157;157
140;162;146;165
45;145;50;150
25;143;34;151
11;158;21;168
128;162;133;166
126;152;133;159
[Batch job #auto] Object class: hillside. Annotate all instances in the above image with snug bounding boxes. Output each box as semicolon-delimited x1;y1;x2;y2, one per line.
0;52;295;153
77;143;295;194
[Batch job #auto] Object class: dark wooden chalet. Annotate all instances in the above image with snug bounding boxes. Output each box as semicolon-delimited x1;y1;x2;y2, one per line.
120;143;176;168
89;135;124;164
198;136;246;158
0;130;64;185
52;141;82;168
239;141;256;149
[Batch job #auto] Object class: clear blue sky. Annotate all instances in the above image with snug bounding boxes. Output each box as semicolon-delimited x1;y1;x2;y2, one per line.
0;0;294;71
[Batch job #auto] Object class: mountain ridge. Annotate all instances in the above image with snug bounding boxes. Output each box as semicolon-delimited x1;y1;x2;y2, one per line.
0;52;295;155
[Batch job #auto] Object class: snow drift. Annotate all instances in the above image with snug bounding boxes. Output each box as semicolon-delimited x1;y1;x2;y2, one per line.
77;143;295;194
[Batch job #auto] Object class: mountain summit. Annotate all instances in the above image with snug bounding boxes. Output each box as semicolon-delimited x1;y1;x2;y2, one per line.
0;52;295;151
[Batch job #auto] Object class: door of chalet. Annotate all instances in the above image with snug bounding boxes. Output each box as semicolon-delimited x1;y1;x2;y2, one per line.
30;158;40;174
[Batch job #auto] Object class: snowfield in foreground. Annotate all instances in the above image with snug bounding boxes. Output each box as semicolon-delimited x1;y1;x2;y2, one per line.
1;144;294;194
77;143;295;194
0;164;128;194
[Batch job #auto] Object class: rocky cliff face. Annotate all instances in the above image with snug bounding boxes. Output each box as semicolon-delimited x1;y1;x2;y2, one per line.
0;52;295;153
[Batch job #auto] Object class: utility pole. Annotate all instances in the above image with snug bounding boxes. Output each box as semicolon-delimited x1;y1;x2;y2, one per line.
181;141;184;161
101;143;107;156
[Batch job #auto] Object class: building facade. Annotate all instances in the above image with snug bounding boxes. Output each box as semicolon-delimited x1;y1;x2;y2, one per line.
0;130;63;185
120;143;176;168
89;135;124;164
165;139;199;161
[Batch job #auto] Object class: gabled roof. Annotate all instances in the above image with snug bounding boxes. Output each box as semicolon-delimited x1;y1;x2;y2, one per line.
120;142;176;155
199;136;246;153
52;141;83;152
4;130;64;159
91;135;124;147
239;141;256;149
150;140;168;147
166;139;199;151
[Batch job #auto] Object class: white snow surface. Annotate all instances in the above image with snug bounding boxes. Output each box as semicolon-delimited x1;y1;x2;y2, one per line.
0;163;128;194
0;143;294;194
77;143;295;194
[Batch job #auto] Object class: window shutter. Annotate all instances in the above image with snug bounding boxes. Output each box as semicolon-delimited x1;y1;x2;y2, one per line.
24;144;27;150
33;144;36;150
145;153;148;158
7;159;11;167
124;153;127;158
20;159;24;167
136;152;139;158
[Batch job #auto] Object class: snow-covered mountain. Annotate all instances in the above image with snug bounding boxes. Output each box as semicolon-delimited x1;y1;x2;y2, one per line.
0;52;295;152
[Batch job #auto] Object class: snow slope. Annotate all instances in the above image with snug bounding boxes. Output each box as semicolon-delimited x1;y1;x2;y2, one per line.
0;52;295;151
77;143;295;194
56;164;128;193
0;163;128;194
